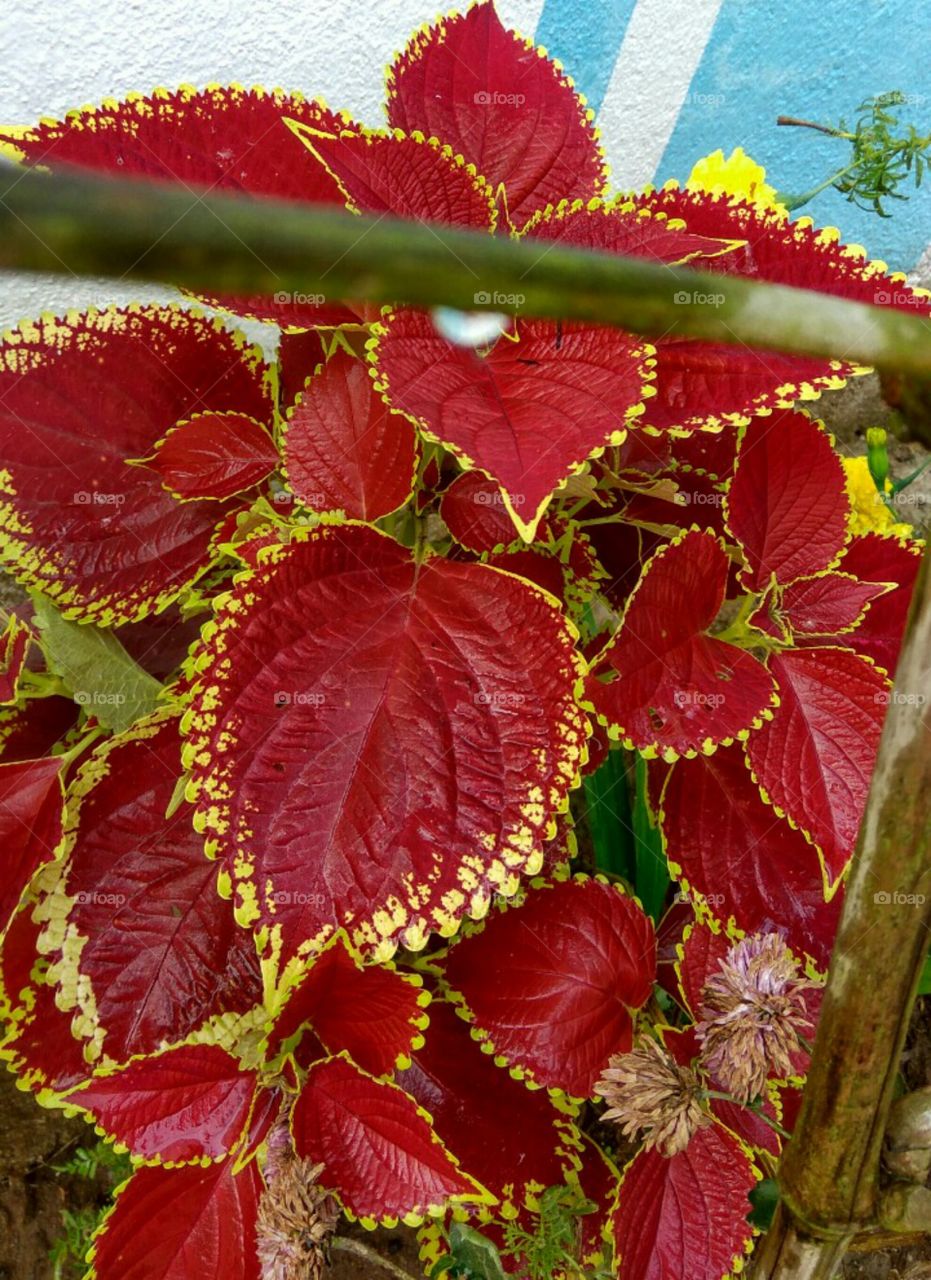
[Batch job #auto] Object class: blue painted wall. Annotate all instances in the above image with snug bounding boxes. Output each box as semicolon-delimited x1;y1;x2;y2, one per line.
538;0;931;269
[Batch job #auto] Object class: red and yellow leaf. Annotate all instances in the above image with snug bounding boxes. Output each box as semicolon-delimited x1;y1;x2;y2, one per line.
746;647;888;888
779;571;892;637
443;878;655;1097
266;934;427;1074
87;1158;263;1280
282;348;418;520
182;524;588;971
0;306;273;623
659;744;842;971
0;755;65;938
372;310;651;539
291;1054;482;1222
285;124;497;228
44;711;262;1062
586;530;775;757
836;533;922;674
726;411;849;591
144;413;278;502
611;1125;757;1280
440;470;526;553
67;1043;258;1164
385;2;606;227
397;998;579;1210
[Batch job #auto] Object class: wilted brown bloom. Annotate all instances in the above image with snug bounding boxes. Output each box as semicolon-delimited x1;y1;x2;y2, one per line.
697;932;815;1103
596;1036;711;1156
257;1123;340;1280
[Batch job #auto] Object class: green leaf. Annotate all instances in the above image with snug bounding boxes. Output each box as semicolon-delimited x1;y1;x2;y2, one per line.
917;952;931;995
748;1178;780;1230
32;594;162;733
582;747;635;879
633;753;669;920
438;1223;508;1280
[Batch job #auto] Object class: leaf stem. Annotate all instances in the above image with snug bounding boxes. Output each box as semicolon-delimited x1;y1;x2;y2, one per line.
330;1236;419;1280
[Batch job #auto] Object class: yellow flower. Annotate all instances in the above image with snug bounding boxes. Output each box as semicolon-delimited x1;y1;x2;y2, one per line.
842;456;912;537
686;147;785;215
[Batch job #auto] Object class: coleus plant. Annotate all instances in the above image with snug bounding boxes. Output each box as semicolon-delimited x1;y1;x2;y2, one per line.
0;4;926;1279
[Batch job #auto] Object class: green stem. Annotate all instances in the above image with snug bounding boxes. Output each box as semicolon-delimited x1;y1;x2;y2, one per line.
777;161;861;213
3;165;931;386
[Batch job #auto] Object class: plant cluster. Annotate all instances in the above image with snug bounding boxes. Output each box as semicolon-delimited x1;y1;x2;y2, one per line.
0;4;925;1279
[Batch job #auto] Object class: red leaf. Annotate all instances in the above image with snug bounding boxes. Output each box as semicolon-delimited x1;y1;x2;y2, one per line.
637;187;929;316
675;920;730;1019
69;1044;257;1163
746;647;888;886
397;998;576;1209
282;349;418;520
836;533;922;674
0;88;361;329
0;907;89;1093
88;1159;262;1280
267;935;426;1075
0;755;65;937
285;125;496;228
373;309;649;538
385;2;606;227
630;188;930;431
0;696;79;763
291;1055;479;1221
780;572;892;637
660;744;842;971
278;330;329;412
642;339;841;435
440;471;524;553
0;306;272;623
183;524;587;969
611;1125;757;1280
525;201;739;265
443;879;656;1097
726;411;849;591
587;531;775;757
49;712;261;1061
145;413;278;501
1;87;344;203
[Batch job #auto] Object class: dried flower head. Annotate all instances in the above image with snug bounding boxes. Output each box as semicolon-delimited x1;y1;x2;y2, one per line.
596;1036;711;1156
697;932;815;1103
257;1123;340;1280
